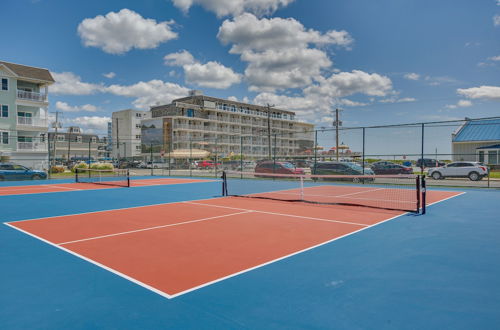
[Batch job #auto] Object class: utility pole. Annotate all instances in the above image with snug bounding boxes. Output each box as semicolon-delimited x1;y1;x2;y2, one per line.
50;111;62;167
333;109;342;161
266;104;274;160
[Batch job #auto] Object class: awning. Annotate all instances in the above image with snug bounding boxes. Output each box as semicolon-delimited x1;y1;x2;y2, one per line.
167;148;211;159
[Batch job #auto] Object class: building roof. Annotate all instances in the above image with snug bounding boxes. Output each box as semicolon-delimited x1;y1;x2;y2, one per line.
0;61;54;83
452;119;500;142
476;144;500;150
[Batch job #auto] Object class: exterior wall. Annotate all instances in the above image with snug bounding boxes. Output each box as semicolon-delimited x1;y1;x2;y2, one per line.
452;141;500;162
145;95;314;159
0;66;50;167
112;109;151;159
48;131;101;161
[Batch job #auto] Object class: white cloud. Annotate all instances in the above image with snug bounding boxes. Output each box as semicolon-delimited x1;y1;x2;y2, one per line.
103;72;116;79
424;75;460;86
457;86;500;101
164;50;196;66
243;48;332;91
77;9;178;54
64;116;111;133
184;62;241;88
305;70;393;99
338;99;368;107
164;50;241;89
171;0;295;17
445;99;473;109
404;73;420;80
51;72;103;95
218;14;353;91
106;80;190;109
55;101;98;112
494;14;500;26
379;97;417;103
488;55;500;61
218;14;353;53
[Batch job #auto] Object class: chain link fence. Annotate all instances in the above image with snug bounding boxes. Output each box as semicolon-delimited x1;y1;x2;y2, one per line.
1;117;499;188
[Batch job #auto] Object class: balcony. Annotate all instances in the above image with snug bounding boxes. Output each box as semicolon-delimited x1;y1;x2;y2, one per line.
17;90;48;102
17;116;48;128
17;142;48;152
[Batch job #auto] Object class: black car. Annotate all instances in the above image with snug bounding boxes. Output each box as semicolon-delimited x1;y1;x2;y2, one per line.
311;161;374;182
371;162;413;175
416;158;445;168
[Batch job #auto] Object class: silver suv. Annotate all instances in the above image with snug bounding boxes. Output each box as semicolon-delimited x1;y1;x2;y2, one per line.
428;162;489;181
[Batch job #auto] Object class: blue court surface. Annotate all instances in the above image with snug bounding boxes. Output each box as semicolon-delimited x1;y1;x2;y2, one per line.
1;176;499;329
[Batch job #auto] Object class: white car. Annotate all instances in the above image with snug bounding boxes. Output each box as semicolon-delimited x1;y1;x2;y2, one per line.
428;162;489;181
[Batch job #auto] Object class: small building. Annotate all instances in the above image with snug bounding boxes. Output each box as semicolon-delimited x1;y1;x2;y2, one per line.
111;109;151;160
452;118;500;165
48;126;105;162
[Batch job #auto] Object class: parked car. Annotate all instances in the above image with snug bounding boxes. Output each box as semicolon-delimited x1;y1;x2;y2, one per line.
371;162;413;175
427;162;489;181
311;161;374;182
146;161;168;169
416;158;445;168
0;163;47;181
254;161;305;175
196;160;221;169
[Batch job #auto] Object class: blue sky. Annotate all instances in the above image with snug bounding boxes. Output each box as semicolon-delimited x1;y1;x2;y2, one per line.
1;0;499;153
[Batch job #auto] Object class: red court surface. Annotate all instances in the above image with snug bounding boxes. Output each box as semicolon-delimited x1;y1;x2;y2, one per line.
6;187;463;298
0;178;214;196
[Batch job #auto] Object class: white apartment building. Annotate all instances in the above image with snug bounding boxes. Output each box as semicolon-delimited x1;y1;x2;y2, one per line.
142;92;314;159
111;109;151;159
0;61;54;169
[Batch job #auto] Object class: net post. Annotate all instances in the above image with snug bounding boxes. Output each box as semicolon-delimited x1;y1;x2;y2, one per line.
150;143;153;176
127;169;130;187
300;175;304;201
421;175;426;215
416;175;421;213
75;168;79;183
221;171;227;196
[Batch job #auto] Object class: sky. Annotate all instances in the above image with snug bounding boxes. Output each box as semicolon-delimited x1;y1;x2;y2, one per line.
1;0;499;154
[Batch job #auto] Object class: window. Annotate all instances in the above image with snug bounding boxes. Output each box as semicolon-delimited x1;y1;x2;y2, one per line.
1;105;8;117
1;78;8;91
1;131;8;144
76;136;82;143
136;124;141;129
136;135;141;139
91;137;97;143
136;145;141;150
136;113;142;118
488;150;498;165
57;135;65;141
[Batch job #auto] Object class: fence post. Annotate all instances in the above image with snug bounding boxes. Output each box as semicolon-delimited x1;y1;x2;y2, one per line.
189;139;192;177
240;135;243;179
362;127;365;178
88;139;91;166
313;130;318;174
150;143;153;176
168;143;171;176
273;133;277;175
214;137;218;178
420;123;425;173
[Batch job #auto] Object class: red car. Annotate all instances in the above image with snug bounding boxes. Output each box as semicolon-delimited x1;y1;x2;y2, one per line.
196;160;221;169
254;161;305;175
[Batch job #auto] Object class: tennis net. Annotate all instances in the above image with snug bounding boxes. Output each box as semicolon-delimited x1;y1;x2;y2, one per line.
222;171;425;214
75;168;130;187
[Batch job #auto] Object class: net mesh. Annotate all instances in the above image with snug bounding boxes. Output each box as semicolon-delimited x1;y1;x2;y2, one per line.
75;168;130;187
223;171;422;213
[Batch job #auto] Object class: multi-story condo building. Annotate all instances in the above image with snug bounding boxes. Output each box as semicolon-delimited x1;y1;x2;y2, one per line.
111;109;151;160
0;61;54;169
48;126;105;162
141;92;314;159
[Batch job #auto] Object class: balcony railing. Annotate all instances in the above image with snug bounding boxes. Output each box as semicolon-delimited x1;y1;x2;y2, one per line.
17;142;48;152
17;116;48;127
17;90;48;102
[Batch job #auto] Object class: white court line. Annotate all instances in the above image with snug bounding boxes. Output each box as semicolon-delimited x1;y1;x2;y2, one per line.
183;201;368;227
4;222;175;299
3;188;466;299
0;184;82;192
58;211;252;245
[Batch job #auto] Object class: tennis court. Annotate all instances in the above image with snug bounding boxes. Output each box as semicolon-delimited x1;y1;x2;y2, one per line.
1;172;499;329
